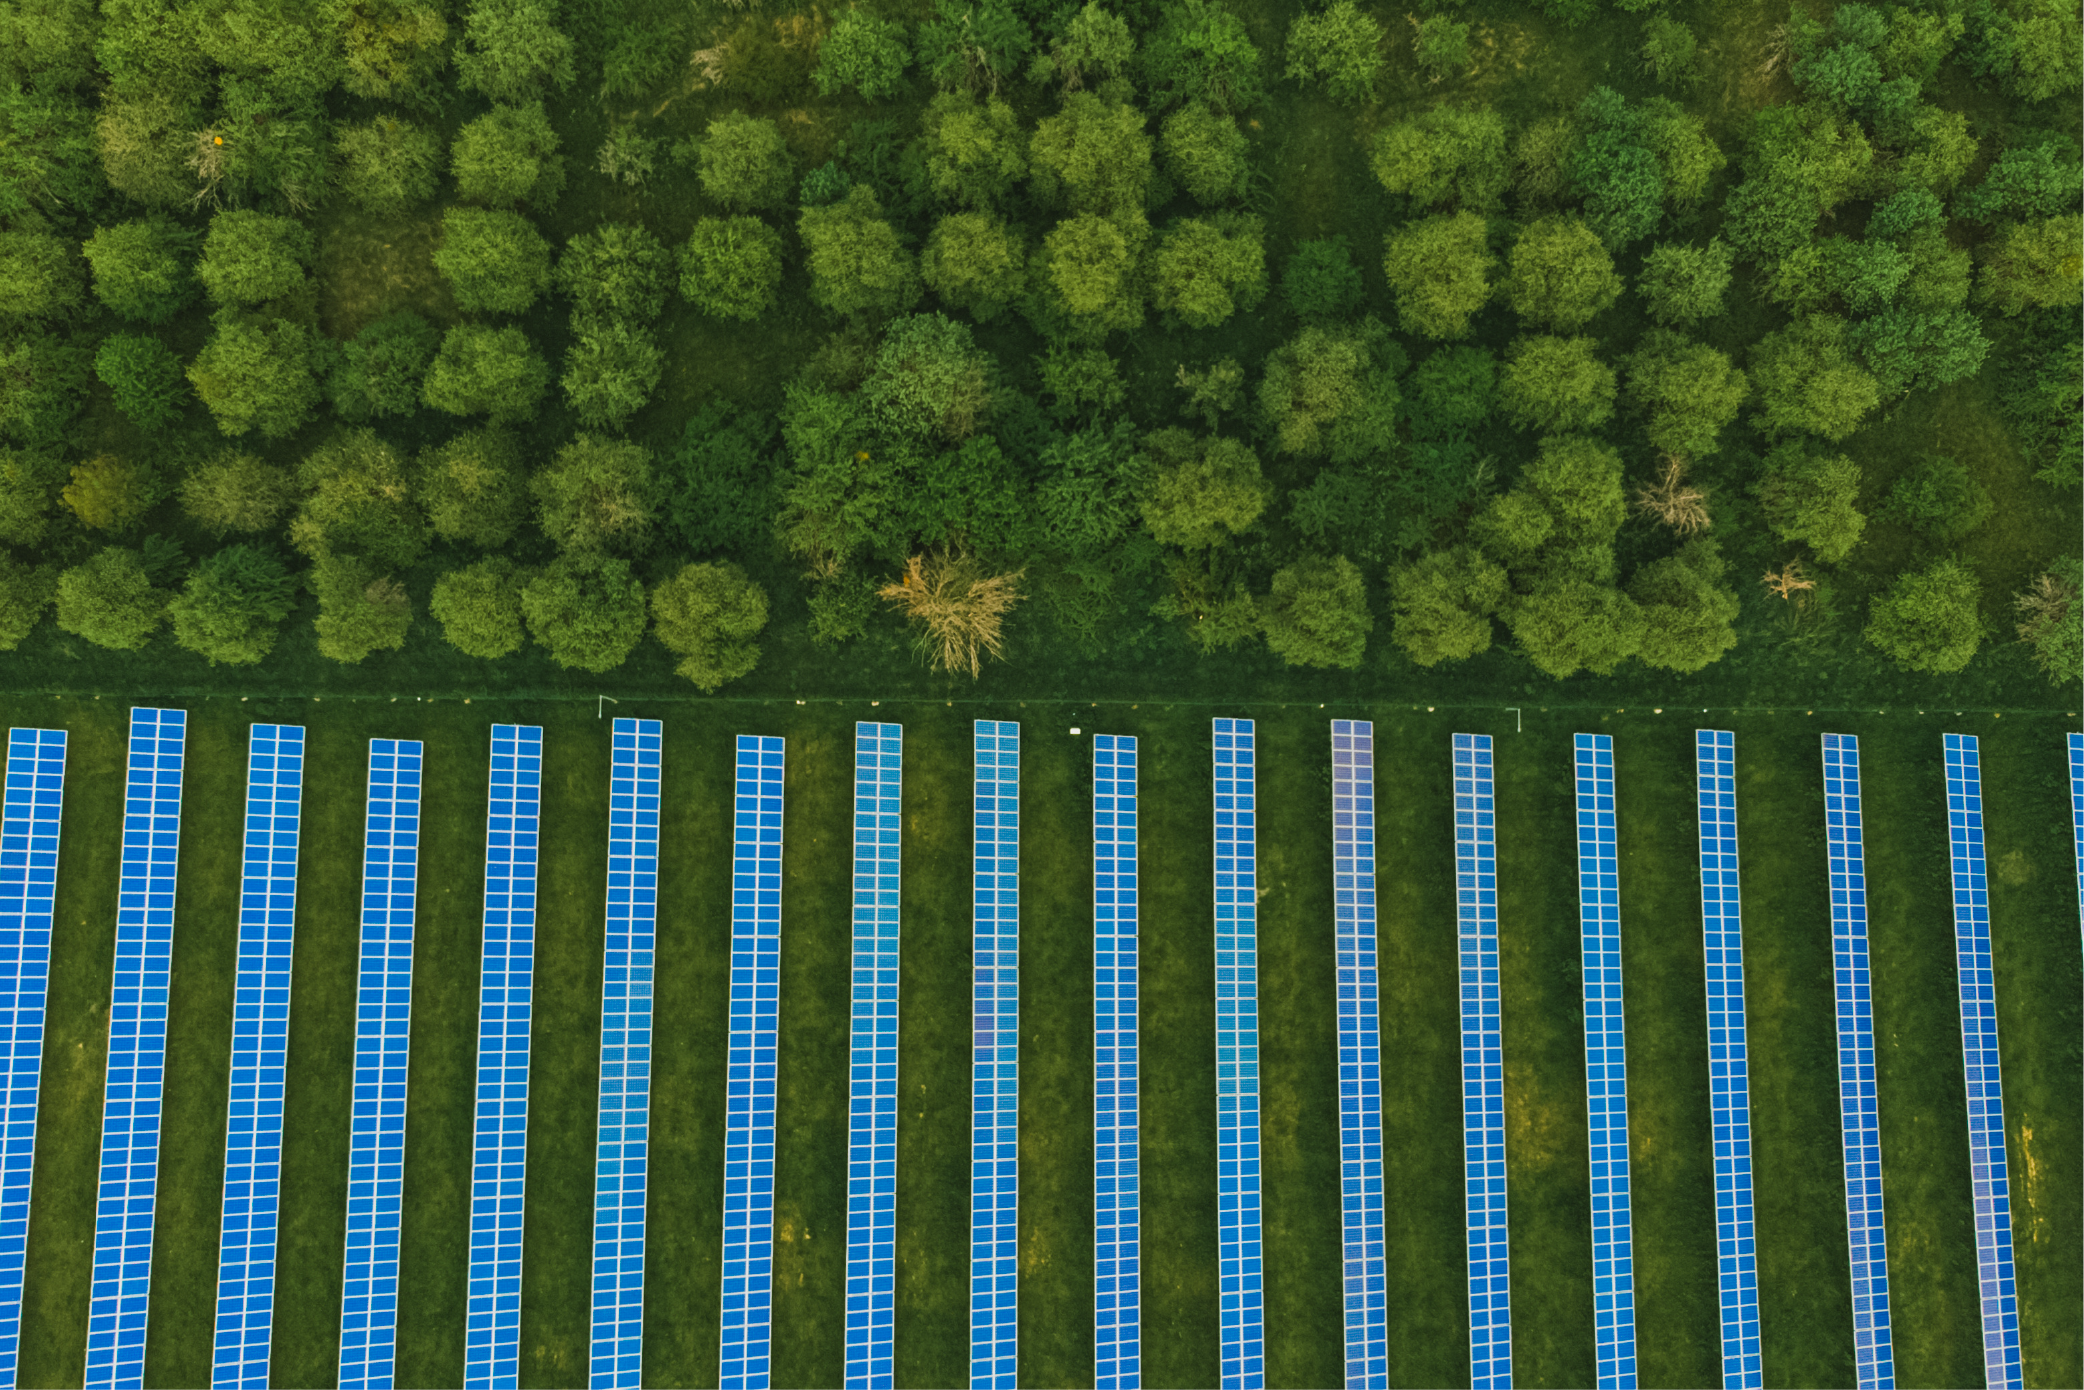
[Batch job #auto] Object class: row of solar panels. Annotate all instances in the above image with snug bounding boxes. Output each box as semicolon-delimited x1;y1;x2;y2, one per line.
1092;735;1141;1390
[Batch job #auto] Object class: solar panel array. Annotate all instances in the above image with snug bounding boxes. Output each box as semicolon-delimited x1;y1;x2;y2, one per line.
1329;721;1386;1390
211;725;307;1388
84;708;187;1389
1573;734;1636;1390
591;720;661;1390
971;722;1021;1390
0;727;66;1385
2070;733;2083;936
1941;735;2022;1390
845;722;903;1389
1093;735;1140;1390
1453;733;1511;1390
339;739;424;1390
1820;733;1894;1390
1211;718;1264;1390
1693;732;1762;1390
721;734;784;1390
466;725;543;1390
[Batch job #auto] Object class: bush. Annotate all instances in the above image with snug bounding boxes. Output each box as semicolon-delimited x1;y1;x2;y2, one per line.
178;449;295;535
421;323;549;424
1865;557;1982;673
695;110;795;211
532;433;659;555
1140;0;1266;113
1381;212;1495;340
920;212;1027;323
558;222;672;323
1389;545;1507;666
660;401;779;554
1640;17;1699;86
594;129;659;188
187;313;325;439
419;426;527;548
292;429;428;570
311;554;412;664
1748;314;1880;441
455;0;575;103
1258;318;1402;462
799;186;921;320
1622;331;1747;456
1280;236;1363;321
430;556;530;659
82;216;199;324
1753;442;1866;562
1284;1;1386;104
327;311;440;422
1029;92;1153;216
1507;577;1644;678
0;229;84;323
916;0;1033;97
651;561;770;690
814;10;912;99
332;115;443;216
196;210;314;307
1407;346;1496;438
679;216;785;323
1499;335;1616;433
1369;107;1511;211
1637;239;1732;326
0;447;66;546
0;552;57;650
917;92;1027;210
1412;16;1472;79
59;452;157;532
1138;429;1268;548
1259;553;1371;669
452;100;565;209
1629;537;1740;672
434;207;553;314
1882;454;1993;542
0;330;91;447
55;546;168;650
562;318;664;429
1160;99;1248;206
168;543;296;664
861;313;995;442
522;551;647;672
1151;214;1266;330
94;333;187;432
2015;556;2082;685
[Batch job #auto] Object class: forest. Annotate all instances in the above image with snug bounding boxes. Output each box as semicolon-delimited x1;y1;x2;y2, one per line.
0;0;2077;701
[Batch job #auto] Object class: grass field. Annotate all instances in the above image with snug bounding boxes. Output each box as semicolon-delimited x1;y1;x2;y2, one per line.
4;695;2078;1389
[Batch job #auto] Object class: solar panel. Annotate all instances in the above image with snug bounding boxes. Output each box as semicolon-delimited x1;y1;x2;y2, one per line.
339;738;425;1390
465;725;543;1390
1820;734;1894;1390
212;725;307;1389
591;719;662;1390
1941;735;2022;1390
845;722;903;1390
1093;735;1140;1390
1694;732;1761;1390
0;727;66;1384
85;707;187;1390
1573;734;1636;1390
2070;733;2083;938
721;733;784;1390
1454;733;1511;1390
1211;718;1264;1390
971;722;1021;1390
1329;721;1386;1390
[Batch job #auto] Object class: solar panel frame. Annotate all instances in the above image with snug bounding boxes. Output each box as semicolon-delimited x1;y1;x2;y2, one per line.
1820;734;1894;1390
85;707;187;1390
465;725;544;1390
1212;718;1264;1390
0;727;66;1386
1329;720;1386;1390
338;739;424;1390
1941;735;2022;1390
1454;733;1511;1390
590;720;662;1390
844;722;903;1390
1694;731;1762;1390
211;725;307;1389
720;734;784;1390
1093;735;1140;1390
970;723;1020;1390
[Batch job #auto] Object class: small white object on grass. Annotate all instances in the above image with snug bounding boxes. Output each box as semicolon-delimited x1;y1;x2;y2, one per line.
1070;727;1082;735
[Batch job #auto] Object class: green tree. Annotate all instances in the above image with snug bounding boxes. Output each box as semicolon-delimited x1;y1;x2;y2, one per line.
1473;433;1627;577
554;222;669;324
1037;3;1136;94
1030;91;1153;216
694;110;794;211
814;10;911;99
522;550;647;672
921;211;1027;323
334;0;451;101
1369;106;1510;211
55;545;168;650
434;207;552;314
1975;214;2083;315
455;0;574;103
1150;214;1266;330
1381;212;1495;340
93;333;187;432
1028;211;1147;342
1257;317;1402;462
1640;16;1699;87
429;555;530;658
918;91;1026;208
452;100;565;208
196;210;313;307
311;553;412;663
1957;0;2078;102
1882;453;1993;541
1749;314;1880;440
187;312;325;439
562;319;663;429
292;428;428;569
1279;235;1362;321
1865;557;1982;672
1412;16;1472;80
178;449;295;535
532;433;658;555
1622;331;1747;456
1571;87;1723;249
651;560;770;690
1504;215;1623;331
92;91;195;210
862;313;996;441
1259;553;1371;668
916;0;1034;96
59;452;157;532
0;446;65;546
1507;577;1643;678
1388;545;1507;666
0;552;55;650
1955;139;2082;223
168;543;295;664
1499;335;1615;433
1513;115;1579;208
2014;555;2081;686
332;115;443;215
1753;441;1866;562
419;425;527;548
1138;428;1268;548
0;229;83;323
421;323;549;423
1629;537;1739;672
82;216;198;324
327;310;439;422
1038;344;1127;422
1160;99;1248;206
1723;104;1872;262
1139;0;1265;113
1284;1;1386;104
798;185;922;320
679;216;785;322
1849;307;1990;398
0;330;91;447
1407;345;1496;438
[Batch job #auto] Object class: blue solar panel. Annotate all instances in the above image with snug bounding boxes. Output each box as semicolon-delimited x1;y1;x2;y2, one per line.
466;725;543;1390
212;725;307;1389
971;722;1020;1390
1454;733;1511;1390
2070;733;2083;939
339;738;424;1390
1330;721;1386;1390
591;719;661;1390
0;727;66;1384
1573;734;1635;1390
721;733;784;1390
85;707;187;1390
1820;734;1894;1390
1211;718;1263;1390
845;722;902;1390
1093;735;1140;1390
1694;732;1761;1390
1941;735;2022;1390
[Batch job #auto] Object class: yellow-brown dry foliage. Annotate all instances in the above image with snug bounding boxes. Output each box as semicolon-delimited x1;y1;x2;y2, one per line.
877;551;1025;679
1761;558;1817;603
1633;454;1712;534
189;126;228;209
2015;570;2078;642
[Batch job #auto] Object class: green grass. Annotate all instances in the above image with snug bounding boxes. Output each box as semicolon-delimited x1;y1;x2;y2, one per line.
4;697;2078;1389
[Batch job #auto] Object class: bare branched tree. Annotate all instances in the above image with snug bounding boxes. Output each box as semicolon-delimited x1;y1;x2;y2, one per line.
877;551;1025;678
1633;455;1712;534
1761;558;1816;603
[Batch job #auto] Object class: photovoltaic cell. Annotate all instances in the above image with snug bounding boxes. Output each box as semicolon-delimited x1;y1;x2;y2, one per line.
0;727;66;1387
971;723;1020;1390
720;734;784;1390
1455;733;1511;1390
339;739;424;1390
1212;718;1263;1390
1330;721;1385;1390
1940;735;2021;1390
845;722;902;1390
212;725;307;1388
591;720;661;1389
1820;733;1893;1390
1573;734;1635;1390
2069;733;2082;937
85;707;187;1390
1093;735;1139;1390
1694;732;1761;1390
465;725;543;1390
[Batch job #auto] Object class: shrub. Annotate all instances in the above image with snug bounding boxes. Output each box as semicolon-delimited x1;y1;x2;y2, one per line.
916;0;1034;97
2015;557;2082;686
798;186;921;320
455;0;575;103
1389;545;1508;666
561;318;664;429
1258;318;1402;462
434;207;552;314
1412;16;1472;80
0;330;91;447
187;313;325;439
660;400;778;554
178;449;295;535
1749;314;1880;441
311;554;412;664
920;212;1027;324
1637;239;1732;326
168;543;295;664
1513;115;1579;208
332;116;443;216
1499;335;1616;433
421;324;549;423
1504;216;1623;331
1369;107;1511;211
292;429;428;570
1629;537;1740;672
1753;442;1866;562
814;11;912;99
862;314;996;442
1622;331;1748;456
55;546;168;650
651;561;770;690
1284;2;1386;104
1160;99;1248;206
0;552;57;650
94;333;187;433
532;433;659;555
0;229;84;322
430;555;530;659
419;426;528;548
522;551;647;672
1865;558;1982;673
196;210;314;307
0;447;66;546
1381;212;1495;339
1259;553;1371;669
1039;3;1137;94
1139;0;1266;113
594;129;659;188
557;222;672;323
452;100;565;209
59;452;157;532
1882;454;1993;542
1029;92;1153;216
82;216;199;324
695;110;795;211
918;92;1027;209
327;311;440;422
1640;17;1699;86
1277;238;1361;323
1138;429;1268;548
679;216;785;322
1407;346;1497;438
